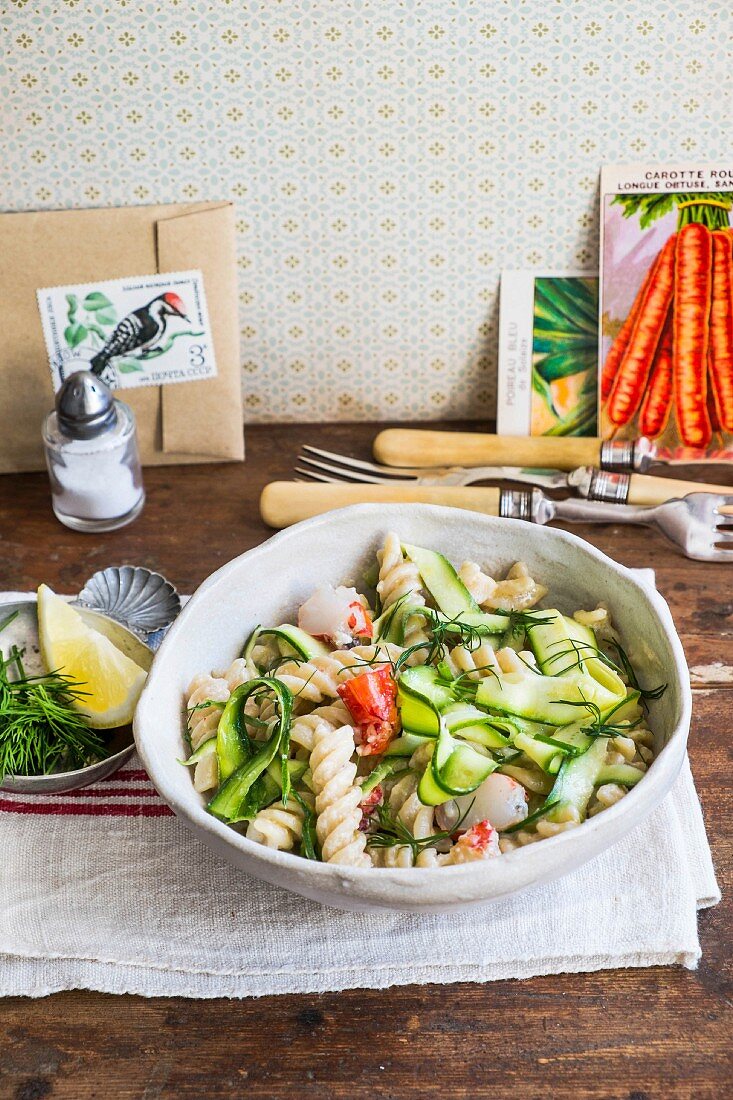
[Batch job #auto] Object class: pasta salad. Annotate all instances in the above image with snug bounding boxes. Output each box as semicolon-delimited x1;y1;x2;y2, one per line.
182;534;664;868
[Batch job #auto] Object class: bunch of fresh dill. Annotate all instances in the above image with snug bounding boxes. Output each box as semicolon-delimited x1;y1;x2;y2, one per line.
0;611;108;780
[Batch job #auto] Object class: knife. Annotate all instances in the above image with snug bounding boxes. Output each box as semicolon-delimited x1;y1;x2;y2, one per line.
260;481;733;529
372;429;655;472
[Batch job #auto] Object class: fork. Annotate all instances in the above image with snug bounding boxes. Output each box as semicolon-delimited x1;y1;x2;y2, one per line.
260;480;733;560
521;489;733;562
296;445;732;507
295;444;568;490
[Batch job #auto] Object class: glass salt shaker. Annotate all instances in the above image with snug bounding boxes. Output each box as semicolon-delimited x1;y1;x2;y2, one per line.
42;371;145;532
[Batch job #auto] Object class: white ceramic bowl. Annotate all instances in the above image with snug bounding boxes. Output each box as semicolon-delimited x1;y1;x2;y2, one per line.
134;504;691;913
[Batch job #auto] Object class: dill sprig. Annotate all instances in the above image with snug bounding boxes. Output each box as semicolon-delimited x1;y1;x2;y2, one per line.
432;660;503;703
555;696;642;740
367;799;475;860
421;610;496;649
530;636;599;676
536;634;667;704
493;608;557;632
533;733;587;757
0;642;107;780
377;602;500;677
0;611;21;637
607;641;667;702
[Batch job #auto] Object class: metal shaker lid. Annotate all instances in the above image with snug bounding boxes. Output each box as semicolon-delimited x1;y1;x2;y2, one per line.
55;370;118;439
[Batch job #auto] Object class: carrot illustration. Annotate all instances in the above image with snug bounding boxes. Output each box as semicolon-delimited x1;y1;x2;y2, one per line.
707;350;722;434
601;259;655;400
638;307;673;439
673;223;712;449
606;234;676;427
707;230;733;432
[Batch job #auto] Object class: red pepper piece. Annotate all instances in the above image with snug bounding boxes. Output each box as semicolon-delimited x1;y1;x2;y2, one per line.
347;601;373;640
456;819;498;854
338;666;399;756
358;784;384;830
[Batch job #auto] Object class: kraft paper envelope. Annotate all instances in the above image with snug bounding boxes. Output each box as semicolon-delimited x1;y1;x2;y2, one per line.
0;201;244;473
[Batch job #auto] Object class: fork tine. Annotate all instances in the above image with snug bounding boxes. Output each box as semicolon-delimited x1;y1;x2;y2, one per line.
297;455;391;484
300;445;417;479
294;466;341;484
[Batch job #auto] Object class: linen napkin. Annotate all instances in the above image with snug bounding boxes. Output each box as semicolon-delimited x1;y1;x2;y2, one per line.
0;584;720;999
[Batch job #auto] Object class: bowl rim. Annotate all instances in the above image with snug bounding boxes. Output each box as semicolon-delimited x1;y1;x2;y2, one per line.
134;503;692;888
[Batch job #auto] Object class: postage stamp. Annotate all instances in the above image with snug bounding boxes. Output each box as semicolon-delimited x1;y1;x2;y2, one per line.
36;269;217;392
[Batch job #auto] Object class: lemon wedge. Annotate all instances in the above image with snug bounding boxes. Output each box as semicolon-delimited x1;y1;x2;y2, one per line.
37;584;148;728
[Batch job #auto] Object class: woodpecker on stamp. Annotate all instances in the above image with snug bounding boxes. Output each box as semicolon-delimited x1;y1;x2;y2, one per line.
37;269;218;392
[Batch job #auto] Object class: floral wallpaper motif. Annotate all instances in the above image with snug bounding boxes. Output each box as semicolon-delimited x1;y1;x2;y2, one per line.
2;0;730;422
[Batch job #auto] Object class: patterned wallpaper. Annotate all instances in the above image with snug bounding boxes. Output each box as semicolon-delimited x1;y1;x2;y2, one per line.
2;1;731;423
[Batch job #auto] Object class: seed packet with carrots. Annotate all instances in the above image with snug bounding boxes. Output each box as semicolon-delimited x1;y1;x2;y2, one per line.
600;162;733;462
498;270;599;437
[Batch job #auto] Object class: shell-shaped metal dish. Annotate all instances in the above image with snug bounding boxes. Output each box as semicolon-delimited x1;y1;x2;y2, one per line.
77;566;181;635
0;597;153;794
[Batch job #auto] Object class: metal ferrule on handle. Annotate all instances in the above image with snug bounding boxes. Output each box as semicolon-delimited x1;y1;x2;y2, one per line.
600;437;655;473
569;465;733;506
586;469;632;504
499;488;534;520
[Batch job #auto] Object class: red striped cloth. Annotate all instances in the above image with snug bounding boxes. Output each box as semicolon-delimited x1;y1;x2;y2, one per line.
0;761;174;818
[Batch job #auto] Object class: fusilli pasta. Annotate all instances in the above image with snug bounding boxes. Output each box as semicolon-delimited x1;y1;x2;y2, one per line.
379;773;439;868
374;743;438;867
441;641;499;681
290;699;352;752
186;675;230;749
247;792;314;851
377;532;431;657
310;723;371;867
459;560;547;612
192;751;218;793
217;657;258;692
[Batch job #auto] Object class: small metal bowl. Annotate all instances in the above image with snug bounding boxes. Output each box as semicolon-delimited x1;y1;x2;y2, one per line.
0;597;153;794
3;736;137;794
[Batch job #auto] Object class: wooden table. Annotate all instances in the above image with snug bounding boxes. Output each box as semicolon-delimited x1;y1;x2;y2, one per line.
1;422;731;1100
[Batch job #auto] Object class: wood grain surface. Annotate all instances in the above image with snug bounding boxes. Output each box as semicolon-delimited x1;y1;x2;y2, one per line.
0;421;731;1100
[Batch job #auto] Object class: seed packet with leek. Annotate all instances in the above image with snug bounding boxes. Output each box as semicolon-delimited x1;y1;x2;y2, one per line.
599;161;733;462
497;270;599;438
